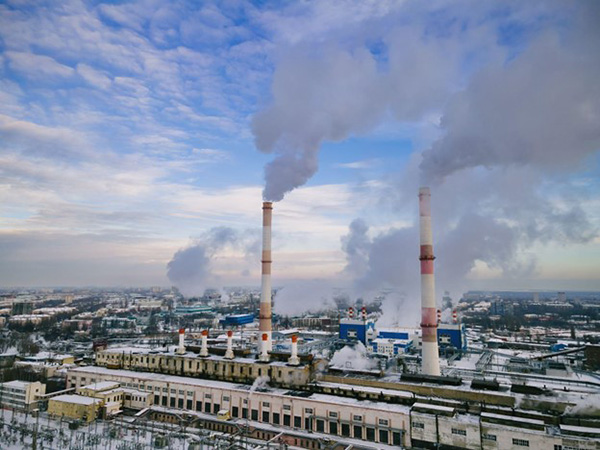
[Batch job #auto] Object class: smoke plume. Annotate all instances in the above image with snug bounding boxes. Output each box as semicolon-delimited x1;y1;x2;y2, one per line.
167;227;259;297
253;32;455;201
329;341;378;371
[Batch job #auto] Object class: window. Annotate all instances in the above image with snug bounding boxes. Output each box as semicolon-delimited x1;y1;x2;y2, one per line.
262;402;270;407
223;396;230;402
353;415;362;421
513;439;530;447
170;398;175;407
392;431;402;446
213;404;220;413
242;408;248;419
412;422;424;429
483;434;497;441
196;401;202;411
232;406;239;417
187;391;193;396
379;429;389;444
305;408;313;414
178;398;183;408
204;402;211;413
294;416;302;428
328;411;338;418
354;425;363;439
273;412;280;425
553;446;562;450
378;419;389;427
329;422;338;435
341;423;350;437
205;393;212;399
186;399;192;410
366;427;375;442
317;419;325;432
283;404;291;411
305;417;311;430
283;415;291;426
170;389;176;394
262;411;269;422
251;409;259;421
451;428;466;436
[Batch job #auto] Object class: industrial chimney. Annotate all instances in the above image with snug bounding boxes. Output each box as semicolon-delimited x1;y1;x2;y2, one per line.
259;333;270;362
419;187;441;376
177;328;186;355
288;335;300;366
224;330;234;359
200;329;209;357
259;201;273;355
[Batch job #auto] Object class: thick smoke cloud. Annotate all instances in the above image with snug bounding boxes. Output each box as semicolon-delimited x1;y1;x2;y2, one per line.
420;26;600;182
253;33;455;201
167;227;258;297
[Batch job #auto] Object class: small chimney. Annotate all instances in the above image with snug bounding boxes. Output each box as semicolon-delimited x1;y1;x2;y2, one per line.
361;306;367;320
259;333;270;362
224;330;234;359
348;307;354;319
288;335;300;366
437;309;442;324
200;329;209;357
452;310;458;324
177;328;186;355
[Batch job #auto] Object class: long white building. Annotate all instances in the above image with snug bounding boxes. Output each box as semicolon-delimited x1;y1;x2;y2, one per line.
67;366;600;449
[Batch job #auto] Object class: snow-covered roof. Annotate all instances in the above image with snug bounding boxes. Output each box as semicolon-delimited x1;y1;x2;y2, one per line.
51;394;100;406
80;381;120;392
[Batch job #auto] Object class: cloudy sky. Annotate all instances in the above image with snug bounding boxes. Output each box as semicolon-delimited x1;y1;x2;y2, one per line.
1;0;599;298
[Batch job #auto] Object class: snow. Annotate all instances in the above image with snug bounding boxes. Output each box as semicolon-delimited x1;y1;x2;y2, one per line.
51;394;100;405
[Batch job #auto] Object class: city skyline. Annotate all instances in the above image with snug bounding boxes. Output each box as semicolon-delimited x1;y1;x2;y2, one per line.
1;1;599;295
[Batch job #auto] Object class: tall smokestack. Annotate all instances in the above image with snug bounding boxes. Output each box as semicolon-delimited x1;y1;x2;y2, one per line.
259;202;273;354
419;187;441;376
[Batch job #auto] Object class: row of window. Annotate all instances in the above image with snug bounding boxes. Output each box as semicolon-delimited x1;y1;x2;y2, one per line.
149;394;403;445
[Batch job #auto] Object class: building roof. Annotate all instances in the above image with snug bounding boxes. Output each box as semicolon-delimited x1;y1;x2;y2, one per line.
51;394;100;406
1;380;34;389
80;381;120;392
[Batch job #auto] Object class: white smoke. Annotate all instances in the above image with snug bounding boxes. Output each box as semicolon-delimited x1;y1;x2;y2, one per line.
273;280;336;316
252;26;457;201
249;375;271;392
167;227;259;297
330;342;378;371
565;393;600;417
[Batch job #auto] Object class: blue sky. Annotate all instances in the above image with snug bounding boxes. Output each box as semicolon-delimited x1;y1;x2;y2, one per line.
1;0;599;297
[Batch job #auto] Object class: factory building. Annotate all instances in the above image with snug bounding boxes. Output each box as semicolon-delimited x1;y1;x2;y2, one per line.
339;317;375;345
66;366;600;449
48;394;101;422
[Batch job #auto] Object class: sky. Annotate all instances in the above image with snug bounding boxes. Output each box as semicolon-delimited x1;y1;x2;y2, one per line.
1;1;599;303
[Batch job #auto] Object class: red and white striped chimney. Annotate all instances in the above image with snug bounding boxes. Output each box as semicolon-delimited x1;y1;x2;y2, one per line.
288;335;300;366
361;306;367;320
259;332;270;362
348;307;354;319
177;328;186;355
259;202;273;355
225;330;234;359
452;310;458;324
419;187;440;376
200;329;209;357
437;309;442;324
